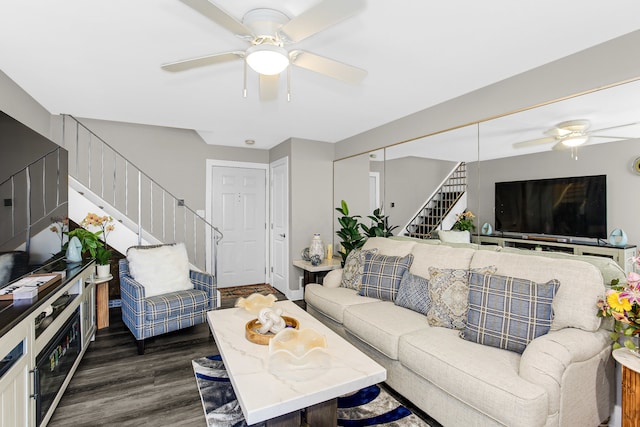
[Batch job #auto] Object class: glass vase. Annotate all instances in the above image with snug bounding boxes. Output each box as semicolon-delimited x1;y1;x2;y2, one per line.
308;234;324;266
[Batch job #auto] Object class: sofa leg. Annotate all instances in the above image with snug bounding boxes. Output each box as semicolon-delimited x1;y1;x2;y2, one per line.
136;339;145;355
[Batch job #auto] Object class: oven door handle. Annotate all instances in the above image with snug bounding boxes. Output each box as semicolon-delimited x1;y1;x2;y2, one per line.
30;366;39;400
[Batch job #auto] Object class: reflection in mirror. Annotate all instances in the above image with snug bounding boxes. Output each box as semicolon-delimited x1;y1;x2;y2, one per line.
385;124;479;240
333;149;385;248
477;78;640;246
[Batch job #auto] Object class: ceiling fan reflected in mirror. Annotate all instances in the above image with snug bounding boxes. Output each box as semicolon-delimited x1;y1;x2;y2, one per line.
512;119;640;152
161;0;368;101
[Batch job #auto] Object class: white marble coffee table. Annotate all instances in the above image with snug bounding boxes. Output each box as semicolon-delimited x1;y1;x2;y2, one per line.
207;300;386;426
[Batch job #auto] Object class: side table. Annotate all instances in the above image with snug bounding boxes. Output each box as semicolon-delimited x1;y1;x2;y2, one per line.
86;274;113;329
613;348;640;427
293;258;342;285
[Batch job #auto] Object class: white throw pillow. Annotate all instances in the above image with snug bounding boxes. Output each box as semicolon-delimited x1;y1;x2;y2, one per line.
127;243;193;298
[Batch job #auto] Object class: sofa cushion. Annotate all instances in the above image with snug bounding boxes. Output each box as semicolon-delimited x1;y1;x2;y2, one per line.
395;270;430;315
462;272;560;354
304;283;380;324
341;248;377;290
343;301;430;360
409;244;474;278
359;253;414;301
398;328;548;427
144;288;208;321
470;251;604;331
426;265;496;330
362;237;416;256
127;243;193;298
427;267;470;330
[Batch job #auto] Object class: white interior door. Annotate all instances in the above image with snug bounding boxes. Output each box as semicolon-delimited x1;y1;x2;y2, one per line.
270;157;289;296
212;165;266;288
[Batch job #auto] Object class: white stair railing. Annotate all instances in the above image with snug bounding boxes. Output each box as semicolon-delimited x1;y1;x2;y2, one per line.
60;115;222;274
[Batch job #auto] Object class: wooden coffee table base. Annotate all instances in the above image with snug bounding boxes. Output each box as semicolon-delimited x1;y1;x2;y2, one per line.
266;398;337;427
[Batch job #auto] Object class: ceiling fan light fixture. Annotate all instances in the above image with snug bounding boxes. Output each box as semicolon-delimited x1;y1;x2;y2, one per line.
562;135;589;147
246;44;289;75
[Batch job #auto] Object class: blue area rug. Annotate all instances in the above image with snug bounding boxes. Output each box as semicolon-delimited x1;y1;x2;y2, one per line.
192;355;431;427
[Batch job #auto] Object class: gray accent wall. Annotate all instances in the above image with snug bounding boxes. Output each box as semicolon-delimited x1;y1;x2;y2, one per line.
271;138;334;293
0;70;51;140
60;117;270;212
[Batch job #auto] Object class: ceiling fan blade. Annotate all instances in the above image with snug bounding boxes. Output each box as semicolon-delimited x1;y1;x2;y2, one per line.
589;135;636;140
512;136;557;148
279;0;365;43
259;74;279;101
544;127;570;137
588;121;640;134
181;0;253;37
161;51;244;72
551;141;569;151
291;51;366;84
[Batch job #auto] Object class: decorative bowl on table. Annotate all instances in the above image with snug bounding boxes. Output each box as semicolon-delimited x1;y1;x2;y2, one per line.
235;293;277;315
245;316;299;345
268;328;330;381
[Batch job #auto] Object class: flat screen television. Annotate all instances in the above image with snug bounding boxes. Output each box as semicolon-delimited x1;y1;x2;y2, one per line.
495;174;607;239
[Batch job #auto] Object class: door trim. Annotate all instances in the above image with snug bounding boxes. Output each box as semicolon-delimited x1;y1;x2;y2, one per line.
205;159;269;283
269;156;289;298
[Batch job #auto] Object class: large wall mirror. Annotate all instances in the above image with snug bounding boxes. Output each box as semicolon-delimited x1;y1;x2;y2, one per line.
334;77;640;248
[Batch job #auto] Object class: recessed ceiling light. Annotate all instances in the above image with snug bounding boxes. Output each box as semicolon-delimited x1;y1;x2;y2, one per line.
245;139;256;145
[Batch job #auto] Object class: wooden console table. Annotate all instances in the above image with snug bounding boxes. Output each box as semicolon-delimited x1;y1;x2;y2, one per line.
293;258;342;285
613;348;640;427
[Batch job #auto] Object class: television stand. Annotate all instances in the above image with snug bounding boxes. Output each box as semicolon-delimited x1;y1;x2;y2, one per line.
522;235;569;243
474;235;636;273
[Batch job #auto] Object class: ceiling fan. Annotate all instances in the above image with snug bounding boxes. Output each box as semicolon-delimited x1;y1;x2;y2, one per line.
161;0;367;100
512;119;639;151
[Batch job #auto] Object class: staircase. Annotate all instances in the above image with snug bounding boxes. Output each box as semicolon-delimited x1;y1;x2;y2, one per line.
60;115;222;275
404;162;467;239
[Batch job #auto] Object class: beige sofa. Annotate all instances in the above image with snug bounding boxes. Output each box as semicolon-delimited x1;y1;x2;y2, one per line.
304;237;620;427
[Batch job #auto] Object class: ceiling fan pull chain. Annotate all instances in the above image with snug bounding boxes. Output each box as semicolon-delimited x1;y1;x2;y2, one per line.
287;66;291;102
243;60;248;98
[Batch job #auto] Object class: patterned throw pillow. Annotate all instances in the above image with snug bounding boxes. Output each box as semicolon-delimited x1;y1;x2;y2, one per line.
340;249;378;290
427;266;497;330
462;272;560;354
395;270;430;315
359;253;414;301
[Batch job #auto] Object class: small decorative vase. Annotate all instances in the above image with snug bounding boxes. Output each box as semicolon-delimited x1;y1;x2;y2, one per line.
65;236;82;263
96;264;110;278
309;234;324;266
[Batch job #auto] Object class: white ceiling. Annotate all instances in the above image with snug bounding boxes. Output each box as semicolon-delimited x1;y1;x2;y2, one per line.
2;1;640;150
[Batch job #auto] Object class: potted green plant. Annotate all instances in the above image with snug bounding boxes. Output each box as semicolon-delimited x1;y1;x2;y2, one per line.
335;200;366;267
95;247;113;278
65;227;104;259
360;208;398;238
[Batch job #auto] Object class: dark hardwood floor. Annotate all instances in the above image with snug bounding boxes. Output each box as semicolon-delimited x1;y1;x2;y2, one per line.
47;307;215;426
48;287;285;426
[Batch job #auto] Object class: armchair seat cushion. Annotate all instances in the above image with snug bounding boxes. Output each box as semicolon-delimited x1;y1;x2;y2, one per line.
144;288;209;321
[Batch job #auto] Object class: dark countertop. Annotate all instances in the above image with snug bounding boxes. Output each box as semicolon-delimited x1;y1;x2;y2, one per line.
0;259;94;339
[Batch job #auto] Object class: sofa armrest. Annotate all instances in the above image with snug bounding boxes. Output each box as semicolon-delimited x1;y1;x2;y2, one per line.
323;269;343;288
519;327;612;418
190;270;217;309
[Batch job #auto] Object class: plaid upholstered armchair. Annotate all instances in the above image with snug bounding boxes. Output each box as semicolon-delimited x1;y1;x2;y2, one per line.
118;244;217;354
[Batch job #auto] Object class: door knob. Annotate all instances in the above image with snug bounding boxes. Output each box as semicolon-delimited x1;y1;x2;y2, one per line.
279;233;286;238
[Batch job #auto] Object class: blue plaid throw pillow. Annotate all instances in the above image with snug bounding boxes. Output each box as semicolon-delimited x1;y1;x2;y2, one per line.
462;272;560;354
395;270;430;315
359;253;414;301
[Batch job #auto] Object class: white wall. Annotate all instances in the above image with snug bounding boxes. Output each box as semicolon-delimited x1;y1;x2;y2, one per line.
334;31;640;160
